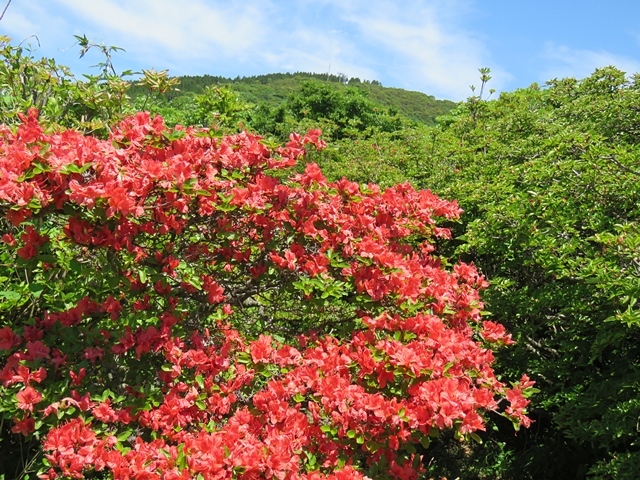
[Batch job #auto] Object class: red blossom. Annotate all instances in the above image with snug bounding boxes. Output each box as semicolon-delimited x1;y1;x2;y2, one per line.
0;112;530;479
25;340;50;360
83;347;104;363
16;386;43;412
92;400;119;423
0;326;19;350
202;275;225;304
5;208;32;226
101;295;123;321
11;415;36;436
250;335;274;364
17;225;49;260
70;368;86;386
1;232;16;246
481;321;514;345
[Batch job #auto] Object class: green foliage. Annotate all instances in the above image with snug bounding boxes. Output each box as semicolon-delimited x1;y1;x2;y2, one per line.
413;66;640;478
0;35;133;135
249;80;405;141
291;81;404;137
189;84;253;130
128;72;454;128
304;126;433;188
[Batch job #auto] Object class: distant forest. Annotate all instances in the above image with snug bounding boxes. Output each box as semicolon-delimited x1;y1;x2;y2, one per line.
128;71;456;126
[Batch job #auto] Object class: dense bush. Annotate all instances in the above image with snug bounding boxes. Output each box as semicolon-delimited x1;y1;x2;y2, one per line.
412;67;640;479
0;110;532;479
248;81;405;142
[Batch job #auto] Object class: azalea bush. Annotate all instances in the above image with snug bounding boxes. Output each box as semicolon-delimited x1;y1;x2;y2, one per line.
0;110;532;479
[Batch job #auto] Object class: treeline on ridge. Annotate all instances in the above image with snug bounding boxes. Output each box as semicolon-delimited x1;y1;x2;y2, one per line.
128;71;455;126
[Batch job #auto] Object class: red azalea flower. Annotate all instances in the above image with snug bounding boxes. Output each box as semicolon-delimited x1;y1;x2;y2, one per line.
16;386;42;412
11;415;35;436
0;326;19;350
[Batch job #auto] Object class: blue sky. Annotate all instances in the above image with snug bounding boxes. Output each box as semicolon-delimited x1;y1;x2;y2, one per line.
3;0;640;101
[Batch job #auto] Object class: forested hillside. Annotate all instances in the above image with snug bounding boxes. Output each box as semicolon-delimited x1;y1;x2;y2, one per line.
2;35;640;480
129;71;455;126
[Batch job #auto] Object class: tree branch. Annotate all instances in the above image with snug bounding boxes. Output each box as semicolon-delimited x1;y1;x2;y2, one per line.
0;0;12;22
603;154;640;178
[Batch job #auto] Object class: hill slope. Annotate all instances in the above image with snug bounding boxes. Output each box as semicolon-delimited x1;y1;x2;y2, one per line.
150;72;456;126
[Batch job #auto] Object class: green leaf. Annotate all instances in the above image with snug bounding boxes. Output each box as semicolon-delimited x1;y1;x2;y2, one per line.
28;283;45;298
162;130;186;142
0;291;21;301
59;162;93;175
404;443;416;454
69;259;83;273
236;352;251;365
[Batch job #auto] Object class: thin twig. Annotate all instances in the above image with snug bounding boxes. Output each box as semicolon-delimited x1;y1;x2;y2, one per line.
603;154;640;178
0;0;12;22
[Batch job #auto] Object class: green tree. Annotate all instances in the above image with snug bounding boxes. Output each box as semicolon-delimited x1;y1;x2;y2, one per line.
186;84;253;130
413;66;640;479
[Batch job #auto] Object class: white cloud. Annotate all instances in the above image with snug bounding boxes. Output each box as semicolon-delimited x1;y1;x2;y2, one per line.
542;42;640;81
2;2;69;46
55;0;271;59
310;0;510;99
2;11;39;38
260;24;378;82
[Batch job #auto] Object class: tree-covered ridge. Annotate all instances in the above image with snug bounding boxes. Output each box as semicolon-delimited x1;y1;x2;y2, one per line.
130;71;456;126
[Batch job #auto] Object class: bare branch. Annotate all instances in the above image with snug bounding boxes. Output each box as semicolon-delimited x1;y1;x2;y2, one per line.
603;154;640;178
0;0;12;22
